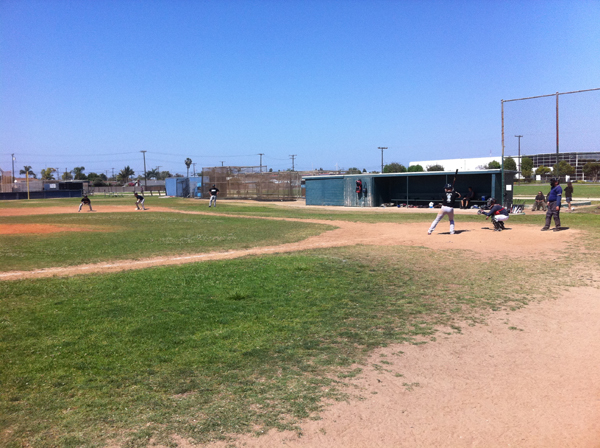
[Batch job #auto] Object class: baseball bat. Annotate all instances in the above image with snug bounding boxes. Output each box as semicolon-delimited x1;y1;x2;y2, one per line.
452;169;458;188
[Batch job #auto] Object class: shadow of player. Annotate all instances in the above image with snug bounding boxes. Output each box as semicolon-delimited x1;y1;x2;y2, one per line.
440;230;470;235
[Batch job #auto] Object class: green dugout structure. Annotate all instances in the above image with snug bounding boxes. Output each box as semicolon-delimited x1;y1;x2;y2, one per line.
304;170;517;207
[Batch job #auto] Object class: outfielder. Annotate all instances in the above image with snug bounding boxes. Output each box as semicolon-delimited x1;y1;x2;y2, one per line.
428;183;461;235
478;198;509;231
78;195;93;212
134;192;146;210
208;184;219;207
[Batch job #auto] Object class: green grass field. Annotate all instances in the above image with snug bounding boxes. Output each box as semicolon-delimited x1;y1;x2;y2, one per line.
514;183;600;198
0;211;332;272
1;198;599;447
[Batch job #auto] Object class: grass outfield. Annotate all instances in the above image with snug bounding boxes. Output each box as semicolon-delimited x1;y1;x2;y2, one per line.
514;183;600;198
0;200;599;447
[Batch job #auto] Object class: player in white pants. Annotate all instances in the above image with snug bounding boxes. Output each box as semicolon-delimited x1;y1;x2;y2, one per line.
134;192;146;210
478;198;509;231
428;184;461;235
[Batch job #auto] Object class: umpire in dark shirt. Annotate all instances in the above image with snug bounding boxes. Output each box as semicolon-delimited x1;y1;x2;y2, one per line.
542;178;562;231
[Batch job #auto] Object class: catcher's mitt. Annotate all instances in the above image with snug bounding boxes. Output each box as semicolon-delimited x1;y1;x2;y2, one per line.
477;209;483;215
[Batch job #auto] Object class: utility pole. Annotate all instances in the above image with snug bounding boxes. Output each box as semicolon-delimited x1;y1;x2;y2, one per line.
11;154;15;186
258;153;264;172
192;162;197;176
515;135;523;185
112;168;115;180
556;92;560;180
140;150;147;190
290;155;297;171
378;147;387;173
221;161;224;167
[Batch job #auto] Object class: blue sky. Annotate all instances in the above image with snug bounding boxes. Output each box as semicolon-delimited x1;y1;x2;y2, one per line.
1;0;599;177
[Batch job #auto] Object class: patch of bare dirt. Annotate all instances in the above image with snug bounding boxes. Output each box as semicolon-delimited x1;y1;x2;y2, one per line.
0;223;102;235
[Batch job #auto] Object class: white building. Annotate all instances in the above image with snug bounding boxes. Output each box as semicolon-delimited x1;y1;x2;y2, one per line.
409;157;502;172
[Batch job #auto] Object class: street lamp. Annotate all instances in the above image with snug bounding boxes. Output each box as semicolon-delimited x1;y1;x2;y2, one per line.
378;147;387;173
140;151;147;190
515;135;523;185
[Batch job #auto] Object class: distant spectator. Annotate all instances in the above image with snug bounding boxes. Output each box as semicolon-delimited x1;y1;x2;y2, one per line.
531;191;546;211
564;181;574;211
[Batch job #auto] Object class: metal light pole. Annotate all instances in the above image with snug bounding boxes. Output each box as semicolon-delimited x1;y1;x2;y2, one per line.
140;151;147;190
378;147;387;173
258;153;264;172
555;92;560;180
11;154;15;188
515;135;523;185
501;101;505;205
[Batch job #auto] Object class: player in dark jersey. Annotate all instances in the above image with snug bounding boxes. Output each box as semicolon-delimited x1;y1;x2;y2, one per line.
478;198;509;231
134;192;146;210
78;195;93;212
428;184;461;235
208;185;219;207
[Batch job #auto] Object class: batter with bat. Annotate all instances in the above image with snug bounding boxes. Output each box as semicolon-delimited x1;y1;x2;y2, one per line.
428;170;461;235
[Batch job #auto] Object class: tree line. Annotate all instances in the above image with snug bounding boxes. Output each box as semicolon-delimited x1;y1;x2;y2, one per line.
14;166;176;186
378;158;600;182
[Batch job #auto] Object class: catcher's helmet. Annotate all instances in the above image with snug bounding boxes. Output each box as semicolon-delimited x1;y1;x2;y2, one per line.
444;183;453;190
488;197;497;205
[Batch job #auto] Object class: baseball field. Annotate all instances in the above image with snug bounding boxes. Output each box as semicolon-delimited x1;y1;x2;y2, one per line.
1;197;599;447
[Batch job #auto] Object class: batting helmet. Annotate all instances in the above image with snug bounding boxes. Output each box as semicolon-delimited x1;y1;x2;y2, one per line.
444;183;453;190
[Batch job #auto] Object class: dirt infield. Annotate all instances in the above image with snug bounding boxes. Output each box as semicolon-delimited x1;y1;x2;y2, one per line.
0;205;577;280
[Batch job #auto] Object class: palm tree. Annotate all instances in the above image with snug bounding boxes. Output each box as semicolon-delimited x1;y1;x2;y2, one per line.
40;168;56;180
73;166;86;180
184;158;192;178
20;166;37;179
146;168;160;180
118;166;135;184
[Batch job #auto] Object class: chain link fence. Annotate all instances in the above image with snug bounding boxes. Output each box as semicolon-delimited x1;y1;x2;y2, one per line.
201;166;302;200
